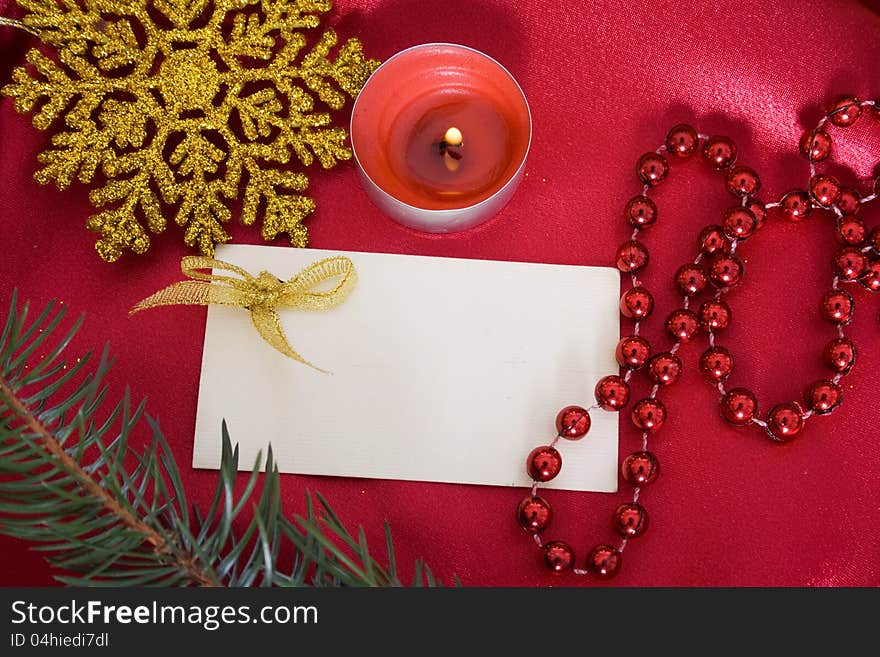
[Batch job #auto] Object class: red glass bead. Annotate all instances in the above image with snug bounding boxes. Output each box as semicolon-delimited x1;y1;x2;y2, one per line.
708;253;744;288
517;496;553;533
614;503;649;539
620;286;654;319
702;135;737;170
595;375;630;411
823;337;856;374
698;225;730;256
720;387;759;426
675;263;708;296
543;540;575;574
587;544;621;579
833;247;867;281
648;352;683;386
698;299;732;332
725;166;761;197
621;451;660;486
665;123;699;158
675;263;709;297
616;240;650;272
836;217;867;246
799;129;832;161
860;258;880;292
766;402;805;442
819;289;854;324
722;206;758;240
637;152;669;186
626;195;657;228
699;346;734;382
779;190;813;222
810;174;841;207
836;187;861;216
616;335;651;369
870;227;880;254
631;397;667;433
803;380;843;416
665;308;700;343
827;95;862;127
556;405;591;439
527;446;562;482
748;199;768;228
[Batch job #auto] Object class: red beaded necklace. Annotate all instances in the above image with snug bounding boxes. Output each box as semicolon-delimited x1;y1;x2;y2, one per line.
517;95;879;578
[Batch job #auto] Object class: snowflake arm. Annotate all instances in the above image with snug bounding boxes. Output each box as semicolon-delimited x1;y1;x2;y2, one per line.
241;164;315;247
179;183;234;256
16;0;105;55
35;120;111;188
2;0;379;262
4;50;79;129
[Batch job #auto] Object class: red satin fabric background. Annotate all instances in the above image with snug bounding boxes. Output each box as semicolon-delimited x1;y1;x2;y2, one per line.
1;0;879;587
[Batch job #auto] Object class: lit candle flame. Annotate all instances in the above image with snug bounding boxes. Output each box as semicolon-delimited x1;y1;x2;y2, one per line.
444;127;463;148
442;127;463;172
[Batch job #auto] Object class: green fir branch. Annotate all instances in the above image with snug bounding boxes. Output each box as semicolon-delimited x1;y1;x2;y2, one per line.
0;291;446;587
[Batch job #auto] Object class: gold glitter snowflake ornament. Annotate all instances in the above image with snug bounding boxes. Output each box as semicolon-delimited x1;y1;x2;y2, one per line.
3;0;379;261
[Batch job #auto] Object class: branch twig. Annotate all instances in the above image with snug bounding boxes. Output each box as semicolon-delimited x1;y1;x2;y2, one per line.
0;375;217;587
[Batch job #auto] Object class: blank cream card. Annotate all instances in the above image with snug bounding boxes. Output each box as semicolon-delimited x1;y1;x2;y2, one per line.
192;244;620;492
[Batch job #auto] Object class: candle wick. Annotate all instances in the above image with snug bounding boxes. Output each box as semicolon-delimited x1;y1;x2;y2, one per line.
441;146;463;160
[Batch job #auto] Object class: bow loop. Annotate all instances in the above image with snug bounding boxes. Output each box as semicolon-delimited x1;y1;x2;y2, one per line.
277;256;359;310
131;256;357;371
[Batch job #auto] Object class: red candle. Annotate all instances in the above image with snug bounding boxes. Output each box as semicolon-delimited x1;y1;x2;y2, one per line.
351;44;531;232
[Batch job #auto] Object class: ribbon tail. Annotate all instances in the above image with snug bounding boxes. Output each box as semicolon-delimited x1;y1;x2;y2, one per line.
249;306;327;373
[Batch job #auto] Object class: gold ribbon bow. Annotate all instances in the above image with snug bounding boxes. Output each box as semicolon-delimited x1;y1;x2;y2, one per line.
131;256;357;371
